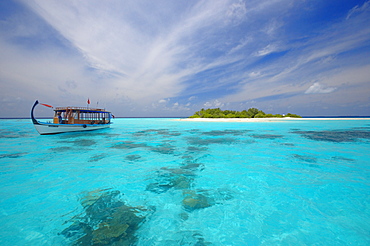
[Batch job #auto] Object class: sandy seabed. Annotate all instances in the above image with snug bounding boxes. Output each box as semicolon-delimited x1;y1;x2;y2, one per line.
175;117;370;122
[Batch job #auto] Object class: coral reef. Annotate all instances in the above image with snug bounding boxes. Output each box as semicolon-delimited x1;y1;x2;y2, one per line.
201;129;250;136
159;230;212;245
250;134;283;139
111;141;148;149
182;190;214;212
149;143;176;155
186;136;237;146
49;146;73;152
145;157;206;194
125;154;142;161
294;129;370;142
293;154;317;163
133;129;181;137
88;153;108;162
61;189;154;245
0;152;27;159
146;172;193;193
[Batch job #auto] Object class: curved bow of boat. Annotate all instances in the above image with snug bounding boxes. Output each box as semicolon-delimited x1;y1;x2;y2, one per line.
31;100;40;125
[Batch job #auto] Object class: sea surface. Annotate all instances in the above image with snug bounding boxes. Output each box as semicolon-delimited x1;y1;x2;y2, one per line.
0;118;369;245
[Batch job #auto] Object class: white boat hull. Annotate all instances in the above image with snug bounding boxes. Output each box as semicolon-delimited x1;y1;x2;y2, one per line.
34;123;110;135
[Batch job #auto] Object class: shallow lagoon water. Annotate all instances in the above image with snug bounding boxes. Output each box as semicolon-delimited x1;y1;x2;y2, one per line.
0;118;370;245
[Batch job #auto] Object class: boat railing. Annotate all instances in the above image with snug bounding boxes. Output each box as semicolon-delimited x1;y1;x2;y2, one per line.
55;106;108;112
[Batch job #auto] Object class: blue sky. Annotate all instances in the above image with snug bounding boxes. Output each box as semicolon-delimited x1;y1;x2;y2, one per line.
1;0;369;117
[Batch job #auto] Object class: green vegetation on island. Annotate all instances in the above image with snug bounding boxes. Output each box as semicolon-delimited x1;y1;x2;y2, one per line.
189;108;302;118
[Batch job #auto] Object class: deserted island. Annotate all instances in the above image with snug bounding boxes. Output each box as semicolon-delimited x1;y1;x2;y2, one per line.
189;108;301;118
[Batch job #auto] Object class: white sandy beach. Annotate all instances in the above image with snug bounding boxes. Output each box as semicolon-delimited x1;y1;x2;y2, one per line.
176;117;369;122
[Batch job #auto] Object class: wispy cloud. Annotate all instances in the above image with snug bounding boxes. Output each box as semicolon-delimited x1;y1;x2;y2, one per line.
305;82;336;94
0;0;369;117
346;0;370;19
204;100;225;108
15;0;249;105
221;1;370;110
226;0;247;24
255;44;278;56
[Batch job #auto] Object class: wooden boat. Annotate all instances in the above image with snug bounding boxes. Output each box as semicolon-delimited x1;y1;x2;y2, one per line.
31;100;113;135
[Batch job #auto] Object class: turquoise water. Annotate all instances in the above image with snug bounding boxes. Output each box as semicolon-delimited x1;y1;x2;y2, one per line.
1;118;370;245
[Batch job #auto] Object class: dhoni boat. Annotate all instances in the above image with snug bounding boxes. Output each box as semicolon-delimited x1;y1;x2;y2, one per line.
31;100;113;135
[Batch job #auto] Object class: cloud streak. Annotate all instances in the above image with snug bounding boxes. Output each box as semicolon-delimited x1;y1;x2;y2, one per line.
305;83;336;94
0;0;369;117
221;1;370;108
17;0;251;104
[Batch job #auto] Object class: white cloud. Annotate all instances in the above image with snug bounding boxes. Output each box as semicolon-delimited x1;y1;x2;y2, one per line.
15;0;246;106
263;19;283;36
228;37;252;54
346;0;370;20
1;0;369;117
249;71;261;78
158;99;168;104
204;100;224;108
220;2;370;106
304;82;336;94
255;44;278;56
226;0;247;24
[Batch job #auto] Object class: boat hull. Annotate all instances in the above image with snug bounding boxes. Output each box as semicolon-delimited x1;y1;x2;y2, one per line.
34;123;110;135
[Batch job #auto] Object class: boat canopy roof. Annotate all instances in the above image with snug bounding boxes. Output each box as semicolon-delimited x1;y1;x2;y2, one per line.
54;107;111;114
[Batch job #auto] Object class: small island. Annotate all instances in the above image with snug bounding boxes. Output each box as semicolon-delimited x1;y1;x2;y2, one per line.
189;108;302;118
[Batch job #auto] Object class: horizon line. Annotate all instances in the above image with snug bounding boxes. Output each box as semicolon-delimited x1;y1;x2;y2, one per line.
1;116;370;120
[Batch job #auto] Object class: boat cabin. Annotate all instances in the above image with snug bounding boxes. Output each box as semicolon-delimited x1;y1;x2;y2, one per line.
53;107;111;125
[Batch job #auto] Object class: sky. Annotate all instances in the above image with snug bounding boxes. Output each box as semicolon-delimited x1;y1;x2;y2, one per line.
0;0;369;117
